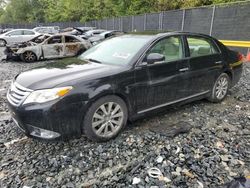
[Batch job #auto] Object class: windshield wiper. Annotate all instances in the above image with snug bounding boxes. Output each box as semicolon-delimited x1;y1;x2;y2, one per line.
85;58;102;64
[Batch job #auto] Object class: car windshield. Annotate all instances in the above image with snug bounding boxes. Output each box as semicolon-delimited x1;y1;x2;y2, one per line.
79;36;151;65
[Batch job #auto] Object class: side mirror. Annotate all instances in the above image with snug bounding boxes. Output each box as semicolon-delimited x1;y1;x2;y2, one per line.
146;53;165;64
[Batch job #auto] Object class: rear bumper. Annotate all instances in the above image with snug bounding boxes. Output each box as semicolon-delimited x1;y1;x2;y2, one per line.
231;63;243;87
7;99;87;140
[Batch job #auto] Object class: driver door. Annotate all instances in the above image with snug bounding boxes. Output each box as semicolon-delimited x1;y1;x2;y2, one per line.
42;36;64;59
135;36;189;113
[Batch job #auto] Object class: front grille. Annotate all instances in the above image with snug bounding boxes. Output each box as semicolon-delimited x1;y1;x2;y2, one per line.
7;82;33;106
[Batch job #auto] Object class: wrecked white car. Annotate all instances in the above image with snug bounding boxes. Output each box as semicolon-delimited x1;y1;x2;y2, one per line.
15;34;92;62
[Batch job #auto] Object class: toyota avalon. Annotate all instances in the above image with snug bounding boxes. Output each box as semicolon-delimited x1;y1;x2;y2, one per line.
7;32;243;141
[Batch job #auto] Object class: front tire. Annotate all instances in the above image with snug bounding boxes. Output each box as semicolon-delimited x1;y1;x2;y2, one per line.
83;95;128;142
208;73;230;103
21;51;37;63
0;39;6;47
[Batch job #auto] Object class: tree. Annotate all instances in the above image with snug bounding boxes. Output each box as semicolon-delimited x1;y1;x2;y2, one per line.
0;0;247;24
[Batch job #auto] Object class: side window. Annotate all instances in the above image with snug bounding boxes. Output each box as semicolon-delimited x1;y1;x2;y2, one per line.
47;36;62;44
187;37;218;57
65;36;80;43
148;36;183;63
23;30;35;35
8;30;23;36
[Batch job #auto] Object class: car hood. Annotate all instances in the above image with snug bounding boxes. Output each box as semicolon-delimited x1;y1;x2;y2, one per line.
15;58;124;90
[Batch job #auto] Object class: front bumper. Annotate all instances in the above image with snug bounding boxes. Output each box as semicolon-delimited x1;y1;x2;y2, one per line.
7;98;87;140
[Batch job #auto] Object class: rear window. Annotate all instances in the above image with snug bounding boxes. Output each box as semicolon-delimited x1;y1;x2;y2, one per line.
8;30;23;36
187;37;219;57
65;36;80;43
23;30;35;35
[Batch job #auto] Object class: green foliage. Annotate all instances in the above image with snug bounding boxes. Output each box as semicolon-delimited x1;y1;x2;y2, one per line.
0;0;247;24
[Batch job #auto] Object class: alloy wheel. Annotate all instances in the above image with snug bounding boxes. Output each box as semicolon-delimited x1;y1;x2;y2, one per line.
92;102;124;137
215;76;229;100
24;51;36;62
0;40;6;46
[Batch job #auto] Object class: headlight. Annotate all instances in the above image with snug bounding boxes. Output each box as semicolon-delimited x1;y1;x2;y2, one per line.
23;86;73;105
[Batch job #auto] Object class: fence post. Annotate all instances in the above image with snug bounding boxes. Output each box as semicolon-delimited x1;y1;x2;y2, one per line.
181;9;186;31
113;17;115;30
161;12;164;30
121;17;123;31
210;5;216;36
158;13;161;30
131;16;134;32
144;14;147;31
105;19;108;30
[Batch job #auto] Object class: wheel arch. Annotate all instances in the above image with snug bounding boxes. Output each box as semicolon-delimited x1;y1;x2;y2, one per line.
88;91;133;117
0;38;7;45
21;50;38;60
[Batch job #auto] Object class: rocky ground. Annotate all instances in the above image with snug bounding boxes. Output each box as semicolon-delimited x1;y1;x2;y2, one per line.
0;57;249;188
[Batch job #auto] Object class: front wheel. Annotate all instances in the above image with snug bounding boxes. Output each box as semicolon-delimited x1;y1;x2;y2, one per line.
21;51;37;63
0;39;6;47
83;95;128;142
208;73;230;103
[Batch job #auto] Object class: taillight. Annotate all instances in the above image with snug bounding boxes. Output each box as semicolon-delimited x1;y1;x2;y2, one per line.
237;53;244;61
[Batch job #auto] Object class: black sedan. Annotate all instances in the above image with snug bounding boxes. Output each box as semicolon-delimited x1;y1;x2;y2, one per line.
7;32;243;141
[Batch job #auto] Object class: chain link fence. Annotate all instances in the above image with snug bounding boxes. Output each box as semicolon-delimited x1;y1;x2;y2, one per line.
1;1;249;53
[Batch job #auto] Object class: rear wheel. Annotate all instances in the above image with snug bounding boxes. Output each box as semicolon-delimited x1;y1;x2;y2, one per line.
21;51;37;63
83;95;128;142
208;73;230;102
0;39;6;47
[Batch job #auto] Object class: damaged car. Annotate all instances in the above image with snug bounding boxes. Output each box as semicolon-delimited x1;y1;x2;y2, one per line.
7;32;243;141
14;34;92;62
4;34;51;61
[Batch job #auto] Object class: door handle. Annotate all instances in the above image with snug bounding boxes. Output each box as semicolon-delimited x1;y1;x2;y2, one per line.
179;67;189;72
215;61;222;64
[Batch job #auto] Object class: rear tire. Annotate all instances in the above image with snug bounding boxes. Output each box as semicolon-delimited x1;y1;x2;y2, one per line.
83;95;128;142
0;39;6;47
208;73;230;103
21;51;37;63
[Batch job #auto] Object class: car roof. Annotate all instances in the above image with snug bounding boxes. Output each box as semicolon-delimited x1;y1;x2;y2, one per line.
112;32;215;45
7;29;34;32
48;34;85;41
156;31;214;38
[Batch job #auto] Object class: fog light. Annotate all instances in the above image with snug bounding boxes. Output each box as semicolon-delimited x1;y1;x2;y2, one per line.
29;126;60;139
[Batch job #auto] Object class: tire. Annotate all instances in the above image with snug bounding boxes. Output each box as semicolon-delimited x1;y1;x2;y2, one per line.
83;95;128;142
0;39;6;47
21;51;37;63
208;73;230;103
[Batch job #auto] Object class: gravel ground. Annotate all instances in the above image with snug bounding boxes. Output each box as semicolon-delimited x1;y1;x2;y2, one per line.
0;57;249;188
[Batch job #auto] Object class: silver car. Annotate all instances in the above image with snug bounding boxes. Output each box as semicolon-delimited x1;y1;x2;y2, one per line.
0;29;40;46
33;26;60;34
15;34;92;62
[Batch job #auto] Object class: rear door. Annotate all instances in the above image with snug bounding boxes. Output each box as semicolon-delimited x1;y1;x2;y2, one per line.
185;36;223;95
42;36;64;59
64;36;82;57
23;30;37;42
135;36;189;113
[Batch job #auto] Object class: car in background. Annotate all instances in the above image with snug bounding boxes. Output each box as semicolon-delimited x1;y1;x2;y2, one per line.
82;29;106;39
0;28;14;34
6;32;243;141
33;26;60;34
4;34;51;61
89;30;124;44
0;29;40;46
15;34;92;62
